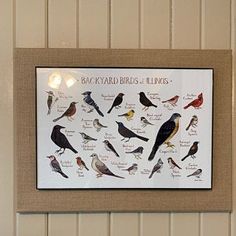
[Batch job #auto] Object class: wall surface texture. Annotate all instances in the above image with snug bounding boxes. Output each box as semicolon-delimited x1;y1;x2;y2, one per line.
0;0;235;235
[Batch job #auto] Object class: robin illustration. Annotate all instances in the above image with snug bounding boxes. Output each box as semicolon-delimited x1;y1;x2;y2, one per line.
140;116;154;127
47;155;68;178
187;169;202;178
168;157;181;170
162;95;179;106
116;121;149;142
186;115;198;131
76;156;89;171
103;140;119;157
53;102;77;122
90;153;124;178
125;146;144;159
46;91;54;115
122;163;138;175
107;93;124;113
184;93;203;109
51;125;78;155
82;91;104;117
148;113;181;161
118;109;135;121
181;141;199;161
149;158;164;179
93;118;107;132
79;132;97;144
138;92;157;110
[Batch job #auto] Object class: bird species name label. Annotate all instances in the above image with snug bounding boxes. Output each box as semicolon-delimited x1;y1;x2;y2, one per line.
111;161;128;169
171;172;181;178
36;67;212;189
81;144;96;151
65;130;75;137
188;129;197;136
146;113;162;121
76;170;84;177
185;163;198;170
101;94;115;101
180;140;191;147
60;160;73;168
125;103;135;109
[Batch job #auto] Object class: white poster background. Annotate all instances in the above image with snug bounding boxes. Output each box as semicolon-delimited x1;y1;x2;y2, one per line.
36;68;212;189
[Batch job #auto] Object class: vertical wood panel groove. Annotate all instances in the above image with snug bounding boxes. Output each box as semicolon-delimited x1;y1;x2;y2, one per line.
199;0;202;49
170;0;173;49
76;0;79;48
45;0;48;48
13;0;16;48
108;0;111;48
46;213;48;236
229;0;232;47
198;213;201;236
231;0;235;235
138;0;141;49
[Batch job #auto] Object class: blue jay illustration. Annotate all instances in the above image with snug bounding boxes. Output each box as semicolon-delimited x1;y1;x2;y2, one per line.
82;91;104;117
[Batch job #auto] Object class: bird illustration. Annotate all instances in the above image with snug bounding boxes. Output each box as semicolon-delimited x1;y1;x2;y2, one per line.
118;109;135;121
103;140;119;157
168;157;182;170
138;92;157;110
93;118;107;132
107;93;124;113
79;132;97;144
76;156;89;171
47;155;68;178
82;91;104;117
162;95;179;106
140;116;154;127
184;93;203;109
116;121;149;142
149;158;164;179
90;153;124;178
125;146;144;159
53;102;77;122
46;91;54;115
186;115;198;131
187;169;202;178
181;141;199;161
148;113;181;161
51;125;78;155
122;163;138;175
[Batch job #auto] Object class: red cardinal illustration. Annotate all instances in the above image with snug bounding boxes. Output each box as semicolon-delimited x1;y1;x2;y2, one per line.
184;93;203;109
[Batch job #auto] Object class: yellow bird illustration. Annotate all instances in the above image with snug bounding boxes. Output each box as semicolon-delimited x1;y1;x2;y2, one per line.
118;109;135;121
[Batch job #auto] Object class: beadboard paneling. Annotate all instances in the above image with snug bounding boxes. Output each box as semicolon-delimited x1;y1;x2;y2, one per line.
0;0;13;235
200;0;231;234
140;0;170;48
111;0;139;48
15;0;46;47
78;0;109;48
4;0;235;235
15;0;47;235
48;0;77;48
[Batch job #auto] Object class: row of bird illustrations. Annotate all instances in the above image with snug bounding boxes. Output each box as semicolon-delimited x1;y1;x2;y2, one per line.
46;91;204;120
51;110;199;162
47;153;202;180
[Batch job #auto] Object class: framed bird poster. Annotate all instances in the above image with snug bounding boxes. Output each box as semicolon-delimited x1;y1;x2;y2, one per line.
36;67;213;189
15;49;232;212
